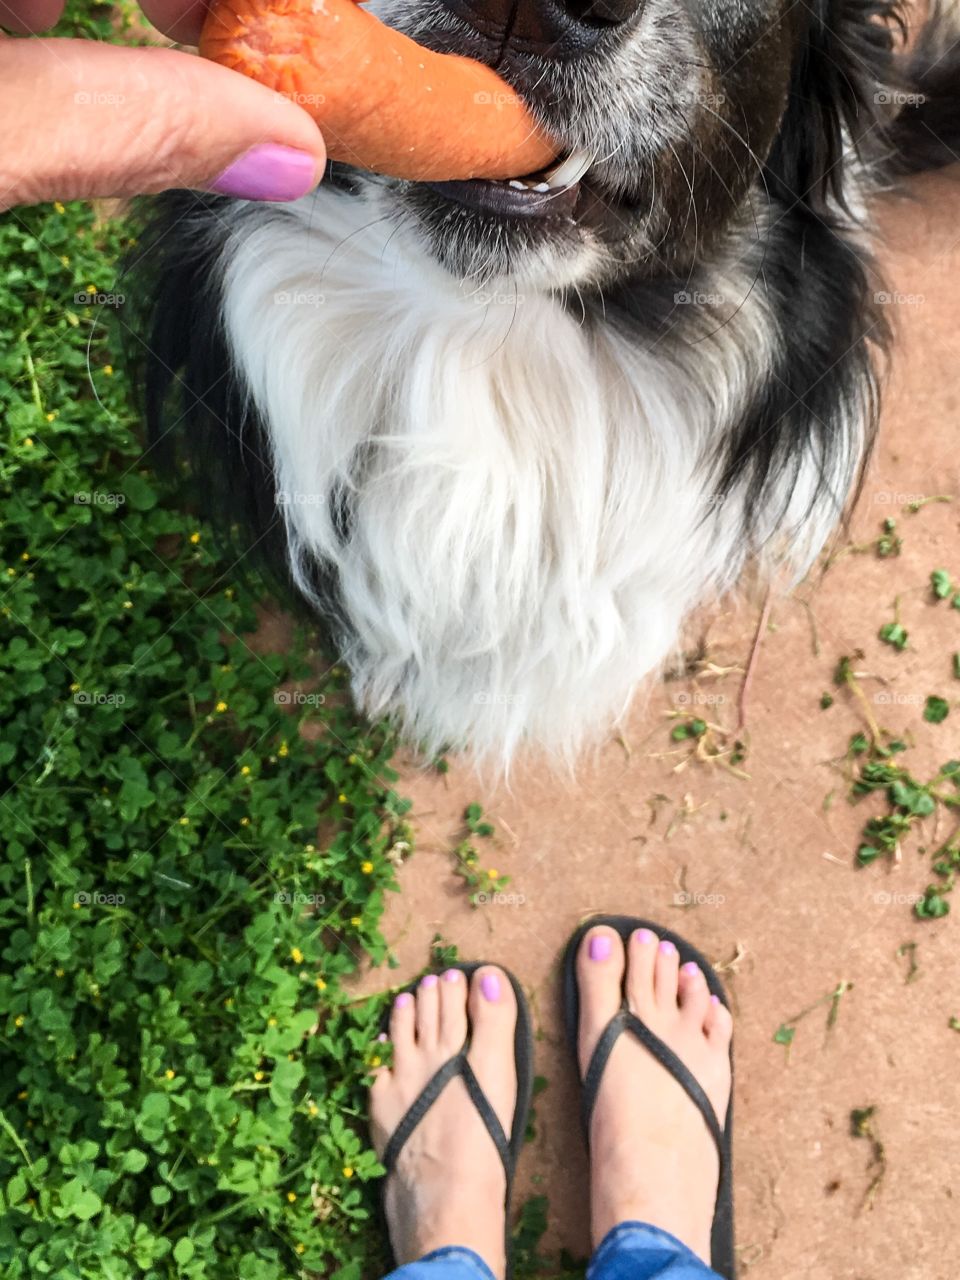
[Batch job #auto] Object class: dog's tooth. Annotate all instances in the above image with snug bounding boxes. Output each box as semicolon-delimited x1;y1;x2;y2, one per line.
508;179;527;190
542;148;593;190
532;182;551;193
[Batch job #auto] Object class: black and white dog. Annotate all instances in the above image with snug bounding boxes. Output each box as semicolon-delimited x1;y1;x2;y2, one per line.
131;0;959;765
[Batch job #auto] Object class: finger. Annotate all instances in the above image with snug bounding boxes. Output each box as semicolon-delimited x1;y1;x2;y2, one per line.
0;0;65;34
0;39;326;210
138;0;210;45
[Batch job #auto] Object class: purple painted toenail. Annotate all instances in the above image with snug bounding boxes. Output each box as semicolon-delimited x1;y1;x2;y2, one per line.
480;972;501;1002
421;973;438;989
710;994;721;1006
634;929;655;945
589;934;612;961
681;962;700;976
658;940;677;955
442;969;461;982
395;993;413;1008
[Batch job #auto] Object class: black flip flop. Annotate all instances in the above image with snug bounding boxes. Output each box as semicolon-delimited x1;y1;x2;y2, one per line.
376;962;535;1277
562;915;736;1280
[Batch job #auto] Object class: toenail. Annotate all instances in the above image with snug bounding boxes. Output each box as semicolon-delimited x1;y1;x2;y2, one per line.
589;933;612;961
480;972;501;1002
710;994;721;1005
421;973;438;989
395;992;413;1008
634;928;656;945
658;940;677;955
681;961;700;976
442;969;461;983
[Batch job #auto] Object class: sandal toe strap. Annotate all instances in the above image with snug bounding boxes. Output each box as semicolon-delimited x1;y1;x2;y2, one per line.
383;1053;511;1177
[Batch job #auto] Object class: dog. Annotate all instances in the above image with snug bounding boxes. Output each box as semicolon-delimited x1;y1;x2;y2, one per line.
130;0;960;766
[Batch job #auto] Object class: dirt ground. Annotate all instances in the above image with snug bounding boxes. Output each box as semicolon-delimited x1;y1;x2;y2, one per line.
359;168;960;1279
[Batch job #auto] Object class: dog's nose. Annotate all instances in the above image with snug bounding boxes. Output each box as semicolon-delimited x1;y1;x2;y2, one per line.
440;0;646;57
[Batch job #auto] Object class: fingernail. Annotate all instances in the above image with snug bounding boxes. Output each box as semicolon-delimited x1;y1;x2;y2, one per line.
710;994;721;1006
634;929;656;945
442;969;461;982
420;973;438;989
209;143;319;202
395;992;413;1009
376;1032;388;1043
480;972;501;1002
658;940;677;955
681;962;700;976
589;933;612;962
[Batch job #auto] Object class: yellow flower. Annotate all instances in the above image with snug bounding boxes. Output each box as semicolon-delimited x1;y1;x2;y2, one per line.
123;601;133;609
361;861;373;875
240;765;251;776
189;531;201;544
348;754;358;764
487;868;499;879
215;700;228;713
22;438;33;447
179;817;190;826
60;254;70;266
5;568;15;577
55;968;64;978
290;947;304;964
14;1015;25;1028
338;793;348;804
103;365;113;376
278;741;289;758
307;1102;319;1117
20;552;29;562
224;997;234;1008
224;587;234;599
54;201;66;214
45;412;57;422
342;1166;354;1179
164;1069;175;1080
69;683;80;693
267;1017;278;1027
350;916;362;928
296;1244;306;1255
17;1090;28;1100
254;1070;264;1081
72;901;80;910
287;1191;297;1203
315;978;326;991
240;817;250;827
370;1055;381;1068
305;844;316;853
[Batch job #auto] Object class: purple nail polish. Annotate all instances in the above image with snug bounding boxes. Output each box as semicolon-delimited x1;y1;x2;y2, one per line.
710;994;721;1006
658;940;677;956
421;973;438;989
395;992;413;1009
681;961;700;976
634;929;655;945
209;143;318;202
589;934;612;961
480;972;501;1002
442;969;461;982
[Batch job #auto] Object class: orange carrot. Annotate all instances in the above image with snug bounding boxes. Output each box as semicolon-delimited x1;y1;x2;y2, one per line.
199;0;557;182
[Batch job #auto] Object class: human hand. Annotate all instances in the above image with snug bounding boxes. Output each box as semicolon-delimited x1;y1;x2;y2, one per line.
0;0;326;210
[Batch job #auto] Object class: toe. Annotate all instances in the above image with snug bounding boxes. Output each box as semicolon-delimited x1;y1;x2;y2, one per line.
438;967;469;1053
624;926;658;1018
389;990;416;1058
704;993;734;1047
467;966;519;1136
416;973;440;1049
653;937;681;1011
576;925;626;1079
678;961;711;1025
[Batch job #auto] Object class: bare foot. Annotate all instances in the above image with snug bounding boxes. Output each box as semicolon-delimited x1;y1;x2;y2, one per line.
576;925;733;1262
369;967;518;1279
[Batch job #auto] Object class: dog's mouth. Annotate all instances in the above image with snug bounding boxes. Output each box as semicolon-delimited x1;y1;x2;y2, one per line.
421;148;595;220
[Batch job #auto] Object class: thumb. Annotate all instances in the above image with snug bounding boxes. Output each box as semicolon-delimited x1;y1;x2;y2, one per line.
0;38;326;210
